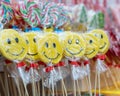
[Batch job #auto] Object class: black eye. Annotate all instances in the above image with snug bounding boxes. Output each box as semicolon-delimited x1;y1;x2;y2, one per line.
7;39;11;44
15;38;19;43
26;40;29;44
89;40;93;44
101;34;103;39
53;43;56;48
76;39;79;44
45;42;49;48
68;40;72;44
33;38;36;43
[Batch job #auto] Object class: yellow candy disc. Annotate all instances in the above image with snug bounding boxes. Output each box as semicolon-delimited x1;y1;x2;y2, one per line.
0;29;27;61
91;29;110;54
37;33;63;64
61;32;86;58
24;32;39;61
83;33;99;58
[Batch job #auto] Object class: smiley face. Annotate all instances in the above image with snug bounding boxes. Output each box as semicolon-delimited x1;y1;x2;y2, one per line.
91;29;110;54
83;33;99;58
0;29;27;61
24;32;39;61
37;33;63;64
61;32;86;58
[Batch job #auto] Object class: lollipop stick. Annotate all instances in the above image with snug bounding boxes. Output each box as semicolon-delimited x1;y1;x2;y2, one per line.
42;77;45;96
52;76;55;96
94;69;98;96
73;80;76;96
98;71;101;96
61;79;67;96
58;67;67;96
0;75;6;95
76;80;81;96
55;85;58;96
61;80;65;96
16;78;22;96
4;67;10;96
31;69;36;96
88;74;92;96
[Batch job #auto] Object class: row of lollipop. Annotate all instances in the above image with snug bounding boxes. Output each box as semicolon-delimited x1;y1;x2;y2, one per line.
0;29;110;86
0;0;69;29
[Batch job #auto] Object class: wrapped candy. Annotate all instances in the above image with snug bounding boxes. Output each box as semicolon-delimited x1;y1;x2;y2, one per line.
60;32;86;80
59;32;86;96
37;33;64;87
0;29;27;61
72;4;87;24
20;0;42;27
23;32;41;84
82;33;99;96
41;2;60;27
0;29;28;87
0;0;13;24
87;10;98;29
91;29;110;95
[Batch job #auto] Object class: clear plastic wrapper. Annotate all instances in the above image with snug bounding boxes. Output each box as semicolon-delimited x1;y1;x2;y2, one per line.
37;33;64;87
43;64;60;88
0;29;28;84
59;32;86;80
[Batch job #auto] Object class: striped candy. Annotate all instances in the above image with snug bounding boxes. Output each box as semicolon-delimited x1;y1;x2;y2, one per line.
20;0;42;27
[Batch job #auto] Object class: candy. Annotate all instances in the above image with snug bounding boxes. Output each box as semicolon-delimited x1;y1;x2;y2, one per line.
87;10;98;29
20;0;41;27
55;5;70;28
41;2;59;27
83;33;99;59
60;32;86;58
24;32;39;61
1;0;13;24
37;33;63;64
91;29;110;54
0;29;28;61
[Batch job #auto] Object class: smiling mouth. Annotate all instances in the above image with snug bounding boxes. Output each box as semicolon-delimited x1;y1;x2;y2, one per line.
100;42;106;49
43;52;60;60
66;48;83;55
6;48;25;56
27;53;38;56
85;49;95;55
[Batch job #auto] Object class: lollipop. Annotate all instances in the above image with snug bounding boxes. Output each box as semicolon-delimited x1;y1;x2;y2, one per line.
60;32;86;96
38;33;63;64
82;33;99;96
20;0;41;27
0;29;27;61
91;29;110;95
61;32;86;59
55;5;70;28
0;29;29;95
37;33;63;88
24;32;39;61
60;32;86;79
92;29;110;54
1;0;13;24
41;2;59;27
83;33;99;59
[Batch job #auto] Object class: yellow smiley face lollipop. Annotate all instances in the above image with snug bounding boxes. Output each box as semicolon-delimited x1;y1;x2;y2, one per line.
37;33;63;64
0;29;27;61
24;32;39;61
61;32;86;58
91;29;110;54
83;33;99;58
